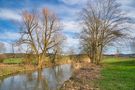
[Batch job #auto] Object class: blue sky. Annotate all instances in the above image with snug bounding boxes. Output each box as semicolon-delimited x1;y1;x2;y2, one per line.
0;0;135;54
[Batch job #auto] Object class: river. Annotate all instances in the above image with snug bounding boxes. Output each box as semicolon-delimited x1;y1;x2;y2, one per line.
0;64;72;90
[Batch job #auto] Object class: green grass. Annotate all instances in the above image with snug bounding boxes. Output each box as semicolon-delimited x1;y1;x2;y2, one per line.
3;58;23;64
98;57;135;90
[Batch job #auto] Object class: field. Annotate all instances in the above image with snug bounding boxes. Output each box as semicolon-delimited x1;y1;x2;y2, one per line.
3;58;23;64
98;57;135;90
0;55;135;90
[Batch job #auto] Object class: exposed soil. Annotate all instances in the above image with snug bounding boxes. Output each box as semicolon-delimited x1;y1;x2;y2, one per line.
60;63;101;90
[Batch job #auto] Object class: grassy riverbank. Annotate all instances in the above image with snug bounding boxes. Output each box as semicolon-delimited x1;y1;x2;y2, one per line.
0;56;71;78
61;57;135;90
0;54;90;78
0;64;36;78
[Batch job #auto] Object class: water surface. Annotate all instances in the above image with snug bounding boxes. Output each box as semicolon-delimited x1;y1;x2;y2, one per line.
0;64;72;90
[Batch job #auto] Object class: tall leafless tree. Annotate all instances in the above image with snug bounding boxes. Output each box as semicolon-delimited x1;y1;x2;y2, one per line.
80;0;128;64
130;37;135;54
17;8;63;68
51;33;65;64
0;42;6;53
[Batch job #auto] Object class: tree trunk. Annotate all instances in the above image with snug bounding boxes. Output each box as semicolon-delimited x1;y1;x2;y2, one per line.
38;55;44;69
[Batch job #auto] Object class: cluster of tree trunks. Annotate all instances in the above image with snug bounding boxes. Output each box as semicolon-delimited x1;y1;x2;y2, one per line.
80;0;128;64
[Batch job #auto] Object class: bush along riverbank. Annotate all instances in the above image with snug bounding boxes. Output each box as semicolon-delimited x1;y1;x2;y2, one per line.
60;63;101;90
0;60;72;78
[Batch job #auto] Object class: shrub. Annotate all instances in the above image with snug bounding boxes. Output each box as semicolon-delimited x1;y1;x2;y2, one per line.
0;54;7;63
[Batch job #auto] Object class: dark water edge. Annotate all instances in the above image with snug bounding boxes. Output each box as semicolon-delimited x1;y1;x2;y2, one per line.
0;64;72;90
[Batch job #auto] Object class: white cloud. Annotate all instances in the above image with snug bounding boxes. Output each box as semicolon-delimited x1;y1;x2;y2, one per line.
64;34;79;47
62;34;80;54
0;32;28;53
63;21;81;33
40;4;82;33
60;0;132;6
0;41;27;53
59;0;87;5
0;41;11;53
0;9;22;21
40;4;80;20
0;32;20;40
66;37;79;47
117;0;133;6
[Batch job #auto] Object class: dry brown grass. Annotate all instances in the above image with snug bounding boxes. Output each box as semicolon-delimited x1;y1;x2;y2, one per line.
0;54;7;63
0;64;36;77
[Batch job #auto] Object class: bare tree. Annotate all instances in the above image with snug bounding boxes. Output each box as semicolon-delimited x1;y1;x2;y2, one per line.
17;8;63;68
0;42;6;53
51;33;65;64
68;47;75;61
80;0;128;64
115;47;120;58
10;43;16;58
0;42;6;63
130;37;135;54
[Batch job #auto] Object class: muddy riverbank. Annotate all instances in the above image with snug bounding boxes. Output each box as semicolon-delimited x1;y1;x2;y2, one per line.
61;63;101;90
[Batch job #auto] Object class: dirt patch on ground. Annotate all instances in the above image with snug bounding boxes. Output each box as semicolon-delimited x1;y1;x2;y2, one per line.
61;63;101;90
